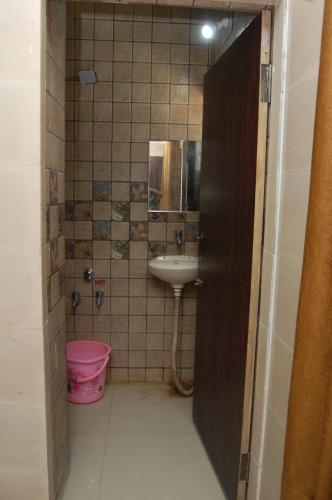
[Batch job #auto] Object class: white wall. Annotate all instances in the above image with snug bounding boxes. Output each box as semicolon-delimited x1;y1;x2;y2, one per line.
248;1;325;498
0;0;51;498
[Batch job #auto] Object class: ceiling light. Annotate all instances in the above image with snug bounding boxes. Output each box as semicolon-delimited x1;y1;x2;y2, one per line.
201;24;215;40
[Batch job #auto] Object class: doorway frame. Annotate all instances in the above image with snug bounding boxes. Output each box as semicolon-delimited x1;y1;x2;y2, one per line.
238;9;271;500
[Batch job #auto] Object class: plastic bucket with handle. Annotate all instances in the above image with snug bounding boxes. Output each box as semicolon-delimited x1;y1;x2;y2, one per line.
66;341;112;404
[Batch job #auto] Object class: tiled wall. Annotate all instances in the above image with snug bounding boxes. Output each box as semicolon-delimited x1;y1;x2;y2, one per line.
247;1;325;499
210;10;255;63
46;0;69;496
66;0;277;12
0;1;50;498
64;1;213;383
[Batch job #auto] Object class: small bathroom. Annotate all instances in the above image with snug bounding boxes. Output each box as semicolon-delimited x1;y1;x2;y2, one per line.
62;1;229;496
47;2;264;498
1;0;327;499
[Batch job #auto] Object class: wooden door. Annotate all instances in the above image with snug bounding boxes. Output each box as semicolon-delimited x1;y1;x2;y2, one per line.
193;12;271;500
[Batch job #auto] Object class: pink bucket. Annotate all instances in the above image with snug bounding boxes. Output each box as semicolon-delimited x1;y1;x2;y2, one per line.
66;341;112;404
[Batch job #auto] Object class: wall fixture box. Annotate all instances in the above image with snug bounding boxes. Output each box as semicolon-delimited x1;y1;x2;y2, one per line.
78;70;97;84
148;140;201;213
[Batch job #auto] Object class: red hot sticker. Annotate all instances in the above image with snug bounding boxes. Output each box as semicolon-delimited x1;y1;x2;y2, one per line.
94;279;106;286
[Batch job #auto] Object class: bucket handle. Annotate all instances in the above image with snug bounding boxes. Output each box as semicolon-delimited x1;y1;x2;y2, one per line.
76;356;110;383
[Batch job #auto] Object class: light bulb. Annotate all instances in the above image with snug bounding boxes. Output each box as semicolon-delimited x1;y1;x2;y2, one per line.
201;24;214;40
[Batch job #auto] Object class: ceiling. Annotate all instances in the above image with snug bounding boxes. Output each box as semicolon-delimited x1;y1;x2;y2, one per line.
68;0;278;12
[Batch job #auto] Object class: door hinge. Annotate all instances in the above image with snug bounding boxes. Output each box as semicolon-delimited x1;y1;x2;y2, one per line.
261;63;272;103
239;453;250;482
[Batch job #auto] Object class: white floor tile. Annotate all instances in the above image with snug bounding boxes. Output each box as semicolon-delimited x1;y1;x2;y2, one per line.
108;383;196;434
63;384;226;500
69;386;113;435
98;433;225;500
60;434;106;500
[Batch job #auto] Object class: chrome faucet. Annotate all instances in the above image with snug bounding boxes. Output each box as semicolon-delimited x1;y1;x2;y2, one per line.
84;268;95;281
72;291;81;309
175;229;183;247
95;291;104;311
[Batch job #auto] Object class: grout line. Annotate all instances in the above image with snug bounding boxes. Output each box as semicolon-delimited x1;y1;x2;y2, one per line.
96;385;114;500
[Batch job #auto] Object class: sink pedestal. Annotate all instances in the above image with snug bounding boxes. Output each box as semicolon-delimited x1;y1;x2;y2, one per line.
148;255;198;397
171;286;193;397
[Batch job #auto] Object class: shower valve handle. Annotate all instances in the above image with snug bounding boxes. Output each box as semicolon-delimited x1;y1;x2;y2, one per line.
194;278;204;287
84;268;95;281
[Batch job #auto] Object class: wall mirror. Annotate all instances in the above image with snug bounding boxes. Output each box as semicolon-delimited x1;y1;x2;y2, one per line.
148;140;201;212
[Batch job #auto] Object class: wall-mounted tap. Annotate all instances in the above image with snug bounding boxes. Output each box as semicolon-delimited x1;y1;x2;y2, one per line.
95;291;104;311
72;291;81;309
84;268;95;281
175;229;183;247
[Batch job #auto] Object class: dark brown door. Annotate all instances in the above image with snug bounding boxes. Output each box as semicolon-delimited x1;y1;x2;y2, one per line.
193;13;270;500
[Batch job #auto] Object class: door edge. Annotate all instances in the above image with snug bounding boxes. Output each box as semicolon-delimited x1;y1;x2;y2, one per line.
238;8;272;489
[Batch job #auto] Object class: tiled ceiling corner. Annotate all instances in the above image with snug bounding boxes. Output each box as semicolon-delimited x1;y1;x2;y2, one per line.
68;0;278;12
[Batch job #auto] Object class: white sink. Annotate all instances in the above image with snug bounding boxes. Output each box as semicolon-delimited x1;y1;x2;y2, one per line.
148;255;198;289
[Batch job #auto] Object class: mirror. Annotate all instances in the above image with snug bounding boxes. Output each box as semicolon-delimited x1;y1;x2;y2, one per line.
148;140;201;212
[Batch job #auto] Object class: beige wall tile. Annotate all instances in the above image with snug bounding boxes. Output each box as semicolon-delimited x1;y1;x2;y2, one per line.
132;82;151;102
129;333;147;350
112;222;130;240
112;182;130;201
146;350;164;367
113;62;131;82
268;335;293;425
171;23;190;44
111;278;129;297
146;368;163;382
133;62;151;82
133;21;152;42
94;82;113;101
0;0;42;81
278;169;310;262
112;351;129;367
93;241;111;259
273;256;302;350
169;124;187;140
129;350;146;367
113;82;132;102
114;41;133;62
111;333;129;350
0;401;48;471
0;329;45;402
171;44;189;63
149;222;167;240
133;42;152;62
0;81;41;168
0;167;41;250
114;21;133;41
151;83;170;103
147;297;165;315
111;368;129;382
152;63;171;83
132;123;150;142
152;43;171;63
111;297;129;315
95;19;113;41
261;410;286;499
94;61;113;82
287;0;324;88
129;368;146;382
65;3;209;386
0;249;43;329
0;469;49;500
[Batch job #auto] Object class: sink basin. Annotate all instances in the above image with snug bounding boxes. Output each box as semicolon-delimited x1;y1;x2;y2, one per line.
148;255;198;289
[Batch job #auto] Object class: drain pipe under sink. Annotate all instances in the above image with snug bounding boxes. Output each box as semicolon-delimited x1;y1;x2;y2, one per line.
172;287;193;397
